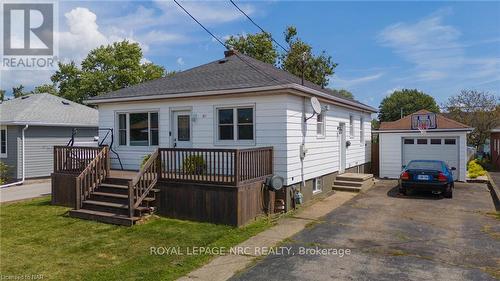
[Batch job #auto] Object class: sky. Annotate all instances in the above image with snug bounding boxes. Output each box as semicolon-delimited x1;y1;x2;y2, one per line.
1;0;499;110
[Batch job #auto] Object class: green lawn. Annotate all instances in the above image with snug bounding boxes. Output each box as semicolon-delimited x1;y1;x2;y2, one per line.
0;197;272;280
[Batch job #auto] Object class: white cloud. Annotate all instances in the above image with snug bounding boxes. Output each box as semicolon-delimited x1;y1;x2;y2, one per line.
378;8;500;84
331;73;384;88
176;57;185;66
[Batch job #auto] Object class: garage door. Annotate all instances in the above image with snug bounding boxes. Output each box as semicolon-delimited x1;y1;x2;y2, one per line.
402;137;459;181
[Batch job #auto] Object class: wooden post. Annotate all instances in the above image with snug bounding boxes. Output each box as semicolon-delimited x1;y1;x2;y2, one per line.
128;182;134;218
75;177;81;210
234;150;240;186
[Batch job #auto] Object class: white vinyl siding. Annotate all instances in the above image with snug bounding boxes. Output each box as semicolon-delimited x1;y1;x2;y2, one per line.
284;95;372;185
349;115;354;138
98;95;288;173
359;116;365;145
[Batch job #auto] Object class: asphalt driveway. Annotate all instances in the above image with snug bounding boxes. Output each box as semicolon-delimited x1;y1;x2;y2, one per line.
231;181;500;281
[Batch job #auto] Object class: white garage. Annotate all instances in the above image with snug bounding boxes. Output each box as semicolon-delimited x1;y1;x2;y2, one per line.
377;110;473;182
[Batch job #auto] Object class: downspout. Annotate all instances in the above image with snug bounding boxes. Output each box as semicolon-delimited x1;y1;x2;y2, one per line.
0;124;28;188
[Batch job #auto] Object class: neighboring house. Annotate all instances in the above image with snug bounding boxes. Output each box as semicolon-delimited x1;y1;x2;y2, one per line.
0;94;98;180
491;127;500;170
376;109;473;182
86;50;376;204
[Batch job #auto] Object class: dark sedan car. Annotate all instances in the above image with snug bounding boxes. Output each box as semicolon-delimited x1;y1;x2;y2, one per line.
399;160;455;198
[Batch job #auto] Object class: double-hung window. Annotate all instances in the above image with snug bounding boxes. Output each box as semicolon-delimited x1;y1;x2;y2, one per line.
0;126;6;158
317;113;325;137
217;106;254;143
117;112;159;146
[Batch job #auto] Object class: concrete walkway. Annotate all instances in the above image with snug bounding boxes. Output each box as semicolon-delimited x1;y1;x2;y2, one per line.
0;180;51;203
178;191;357;281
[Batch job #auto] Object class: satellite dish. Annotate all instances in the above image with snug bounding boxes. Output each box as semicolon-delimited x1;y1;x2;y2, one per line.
310;97;322;114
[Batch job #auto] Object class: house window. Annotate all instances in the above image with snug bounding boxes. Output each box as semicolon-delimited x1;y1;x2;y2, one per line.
444;139;456;145
117;112;159;146
359;116;364;144
404;139;414;144
317;113;325;137
217;107;254;142
313;177;322;194
349;115;354;138
417;139;428;145
430;139;441;145
0;127;6;158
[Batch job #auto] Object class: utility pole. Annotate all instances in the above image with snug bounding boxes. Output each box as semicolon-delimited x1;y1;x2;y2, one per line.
401;108;403;119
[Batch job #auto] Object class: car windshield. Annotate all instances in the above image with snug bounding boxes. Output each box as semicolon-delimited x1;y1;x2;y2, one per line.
406;161;443;171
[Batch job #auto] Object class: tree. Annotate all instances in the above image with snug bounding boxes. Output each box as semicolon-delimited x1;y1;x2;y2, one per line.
443;90;500;150
378;89;440;122
329;88;354;100
226;32;278;65
281;26;337;88
32;84;58;95
0;89;5;101
224;26;338;88
12;85;28;98
51;40;166;103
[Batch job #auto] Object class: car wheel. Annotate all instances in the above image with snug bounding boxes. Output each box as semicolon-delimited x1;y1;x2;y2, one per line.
399;186;407;196
444;184;453;199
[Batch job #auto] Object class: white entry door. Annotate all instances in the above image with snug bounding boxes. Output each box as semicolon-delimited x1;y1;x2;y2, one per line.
339;123;346;174
173;111;192;148
402;137;459;180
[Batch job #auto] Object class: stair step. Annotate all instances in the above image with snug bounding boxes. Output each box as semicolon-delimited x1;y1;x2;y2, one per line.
333;180;363;187
92;192;155;202
100;183;128;189
69;209;139;226
336;173;374;182
332;185;362;192
83;200;127;209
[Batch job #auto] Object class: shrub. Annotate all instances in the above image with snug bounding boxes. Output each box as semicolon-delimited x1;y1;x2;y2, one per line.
467;159;486;178
140;154;151;168
0;162;10;185
183;155;206;175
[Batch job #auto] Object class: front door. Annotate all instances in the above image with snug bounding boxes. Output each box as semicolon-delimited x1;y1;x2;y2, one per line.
339;122;346;173
173;111;192;148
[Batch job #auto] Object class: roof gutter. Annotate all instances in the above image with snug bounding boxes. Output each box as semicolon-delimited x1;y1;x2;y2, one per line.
84;83;377;113
374;128;474;133
0;121;98;127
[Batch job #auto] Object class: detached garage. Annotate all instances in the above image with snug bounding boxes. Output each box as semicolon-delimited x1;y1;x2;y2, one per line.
377;110;473;182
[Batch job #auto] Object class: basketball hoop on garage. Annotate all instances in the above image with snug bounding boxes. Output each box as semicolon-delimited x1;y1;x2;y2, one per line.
411;112;437;135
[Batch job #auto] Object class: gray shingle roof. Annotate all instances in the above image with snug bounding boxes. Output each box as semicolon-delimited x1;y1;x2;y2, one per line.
88;53;375;111
0;93;98;127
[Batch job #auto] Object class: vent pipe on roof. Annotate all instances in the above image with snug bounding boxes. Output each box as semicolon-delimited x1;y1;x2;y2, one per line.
224;49;236;57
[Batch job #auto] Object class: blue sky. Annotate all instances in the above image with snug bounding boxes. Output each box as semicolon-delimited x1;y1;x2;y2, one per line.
2;0;499;109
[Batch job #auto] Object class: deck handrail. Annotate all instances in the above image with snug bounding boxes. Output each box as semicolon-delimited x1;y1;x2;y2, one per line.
158;147;273;186
75;146;110;209
128;149;159;217
53;146;103;173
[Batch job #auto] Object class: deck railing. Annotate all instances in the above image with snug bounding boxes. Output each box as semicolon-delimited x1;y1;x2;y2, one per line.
53;146;103;173
128;149;160;217
75;146;110;209
158;147;273;186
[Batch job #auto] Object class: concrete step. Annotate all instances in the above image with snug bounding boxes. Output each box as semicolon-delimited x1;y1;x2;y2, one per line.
69;209;139;226
333;180;363;187
336;173;374;182
332;185;362;192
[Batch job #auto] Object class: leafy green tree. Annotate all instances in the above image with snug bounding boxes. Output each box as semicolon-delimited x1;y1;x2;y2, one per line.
51;40;165;103
0;89;5;101
329;89;354;100
226;32;278;65
378;89;440;122
32;84;58;95
12;85;28;98
224;26;337;88
281;26;337;88
443;90;499;150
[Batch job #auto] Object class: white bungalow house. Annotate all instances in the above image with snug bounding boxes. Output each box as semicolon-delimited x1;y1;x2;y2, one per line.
86;50;376;206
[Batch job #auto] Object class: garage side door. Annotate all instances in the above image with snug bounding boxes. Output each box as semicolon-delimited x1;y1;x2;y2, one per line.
402;138;459;181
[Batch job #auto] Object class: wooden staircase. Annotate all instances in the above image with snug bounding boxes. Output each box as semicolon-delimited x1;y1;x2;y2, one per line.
69;178;159;226
68;147;160;226
332;173;374;192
